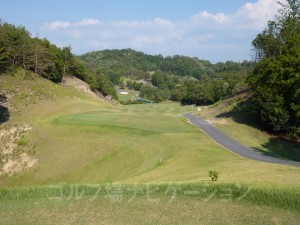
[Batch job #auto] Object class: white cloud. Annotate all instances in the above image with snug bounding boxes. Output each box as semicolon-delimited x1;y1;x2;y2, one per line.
235;0;284;29
154;18;174;27
111;20;151;29
192;11;227;24
75;18;102;26
47;18;102;30
190;0;283;30
49;21;71;30
42;0;284;62
111;18;174;29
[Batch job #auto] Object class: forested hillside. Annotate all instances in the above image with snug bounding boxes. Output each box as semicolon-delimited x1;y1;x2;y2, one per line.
0;21;118;99
0;22;84;82
80;49;253;104
0;20;252;106
1;0;298;140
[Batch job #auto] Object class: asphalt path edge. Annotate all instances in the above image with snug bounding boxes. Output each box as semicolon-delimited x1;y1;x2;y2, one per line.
183;113;300;167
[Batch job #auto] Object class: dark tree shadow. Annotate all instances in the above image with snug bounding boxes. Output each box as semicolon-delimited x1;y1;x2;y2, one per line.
216;101;262;129
216;100;300;162
0;94;10;124
252;137;300;162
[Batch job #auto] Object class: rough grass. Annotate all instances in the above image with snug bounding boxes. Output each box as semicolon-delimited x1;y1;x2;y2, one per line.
2;197;299;225
0;68;104;125
0;184;300;225
1;183;299;211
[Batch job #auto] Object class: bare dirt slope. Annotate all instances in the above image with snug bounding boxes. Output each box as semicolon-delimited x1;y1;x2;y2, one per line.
62;75;104;100
0;124;37;176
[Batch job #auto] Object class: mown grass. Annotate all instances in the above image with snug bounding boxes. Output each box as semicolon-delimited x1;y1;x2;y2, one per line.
117;88;140;102
0;184;299;225
1;183;299;211
2;198;299;225
1;99;299;189
1;71;300;224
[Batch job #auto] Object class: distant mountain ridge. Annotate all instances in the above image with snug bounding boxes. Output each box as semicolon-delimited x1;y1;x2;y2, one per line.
79;48;252;82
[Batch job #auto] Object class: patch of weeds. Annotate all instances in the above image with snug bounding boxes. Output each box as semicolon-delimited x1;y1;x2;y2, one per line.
18;93;29;100
17;137;28;147
209;170;219;181
28;144;37;155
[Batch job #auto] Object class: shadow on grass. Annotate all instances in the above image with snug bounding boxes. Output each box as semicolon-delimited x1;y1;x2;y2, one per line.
216;101;262;129
252;137;300;162
216;100;300;162
0;94;10;124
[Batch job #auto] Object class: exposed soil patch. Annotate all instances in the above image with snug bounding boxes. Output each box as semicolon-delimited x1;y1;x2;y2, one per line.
0;124;37;176
206;118;232;125
62;75;104;100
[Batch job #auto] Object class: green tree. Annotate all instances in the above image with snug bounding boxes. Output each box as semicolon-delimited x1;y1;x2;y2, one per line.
170;85;187;102
0;22;31;66
45;42;64;82
0;47;9;72
140;85;169;102
62;46;72;78
69;57;88;81
33;38;53;77
0;20;94;84
249;0;300;137
95;70;118;100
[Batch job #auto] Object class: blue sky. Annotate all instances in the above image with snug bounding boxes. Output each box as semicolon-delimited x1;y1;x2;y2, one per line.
1;0;283;62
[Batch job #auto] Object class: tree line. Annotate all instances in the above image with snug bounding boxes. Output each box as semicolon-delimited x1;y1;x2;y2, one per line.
80;49;252;82
1;0;298;140
80;49;252;103
248;0;300;139
0;20;117;99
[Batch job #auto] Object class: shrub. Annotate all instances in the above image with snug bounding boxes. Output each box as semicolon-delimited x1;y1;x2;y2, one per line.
209;170;219;181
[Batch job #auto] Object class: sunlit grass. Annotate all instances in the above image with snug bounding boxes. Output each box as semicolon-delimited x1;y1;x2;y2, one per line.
0;184;299;225
1;70;300;224
117;88;140;102
2;98;300;189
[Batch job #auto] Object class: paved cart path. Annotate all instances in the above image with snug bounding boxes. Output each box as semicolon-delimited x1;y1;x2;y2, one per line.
184;113;300;167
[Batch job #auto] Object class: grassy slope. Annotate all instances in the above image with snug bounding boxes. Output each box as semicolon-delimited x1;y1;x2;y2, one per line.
0;72;299;188
1;183;300;225
117;88;140;102
1;196;299;225
1;99;299;188
196;95;300;162
1;70;300;224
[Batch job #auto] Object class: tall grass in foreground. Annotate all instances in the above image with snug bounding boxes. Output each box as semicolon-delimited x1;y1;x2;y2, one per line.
0;183;299;212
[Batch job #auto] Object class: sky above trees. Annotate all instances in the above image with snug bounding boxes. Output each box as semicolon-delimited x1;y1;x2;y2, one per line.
1;0;285;62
